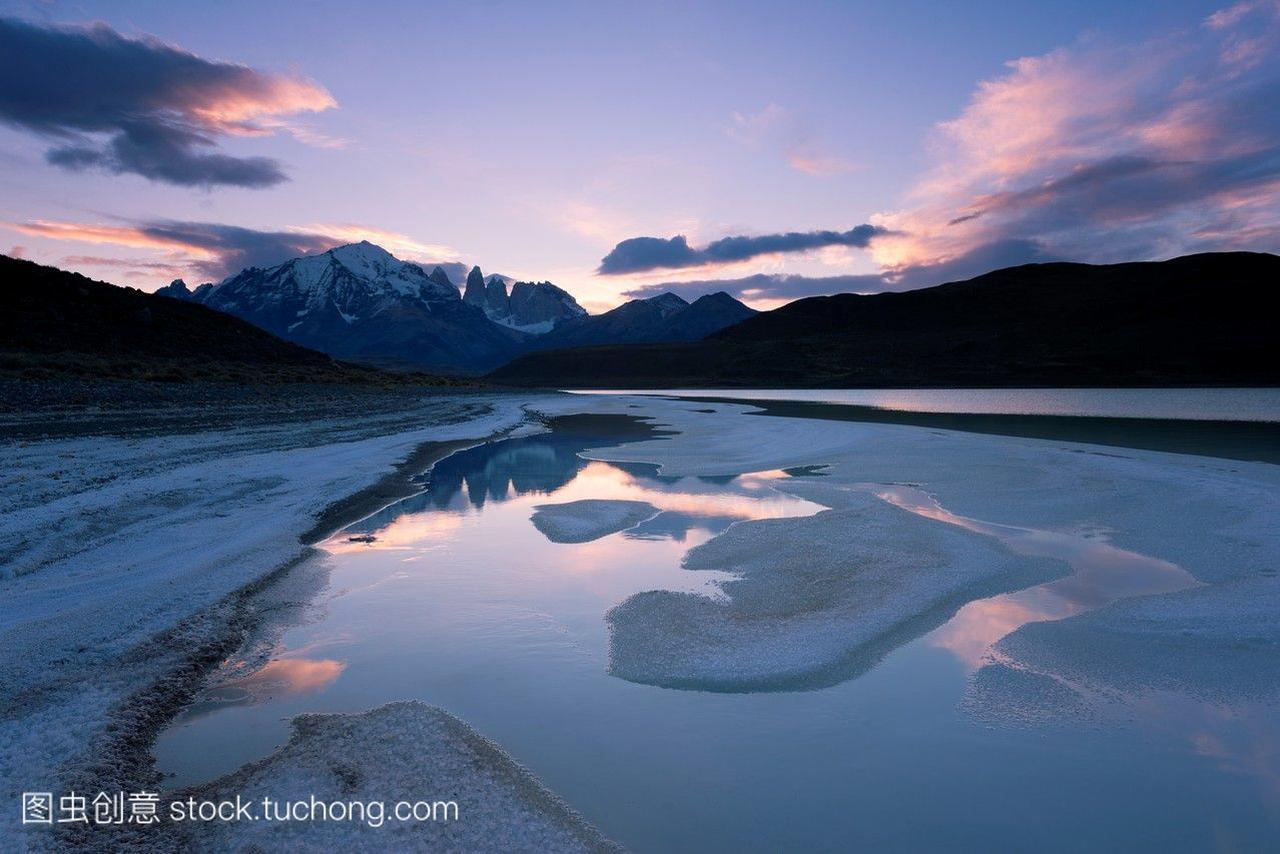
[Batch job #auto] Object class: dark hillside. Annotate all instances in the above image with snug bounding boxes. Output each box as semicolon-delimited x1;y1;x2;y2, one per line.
490;252;1279;388
0;255;458;385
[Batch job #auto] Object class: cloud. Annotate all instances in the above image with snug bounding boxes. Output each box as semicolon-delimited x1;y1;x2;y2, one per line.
726;103;788;145
60;254;189;280
8;219;341;280
297;223;459;264
787;152;857;176
598;225;888;274
872;0;1280;270
555;200;636;242
604;4;1279;303
0;16;335;187
622;238;1056;303
5;217;465;285
728;103;857;176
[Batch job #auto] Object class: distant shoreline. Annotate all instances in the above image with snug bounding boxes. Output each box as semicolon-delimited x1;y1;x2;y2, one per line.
654;395;1280;465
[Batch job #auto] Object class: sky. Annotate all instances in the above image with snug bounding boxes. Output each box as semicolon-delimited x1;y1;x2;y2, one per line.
1;0;1277;313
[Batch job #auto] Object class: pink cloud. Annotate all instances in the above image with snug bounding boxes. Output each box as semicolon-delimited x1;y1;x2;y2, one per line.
873;1;1280;271
0;18;337;187
728;103;857;177
787;151;857;176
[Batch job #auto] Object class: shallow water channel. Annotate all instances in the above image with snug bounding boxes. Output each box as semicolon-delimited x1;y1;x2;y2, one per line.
154;422;1280;851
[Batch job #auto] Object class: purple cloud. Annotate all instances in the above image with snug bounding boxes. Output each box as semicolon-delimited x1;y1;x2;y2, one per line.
0;17;334;187
599;225;888;274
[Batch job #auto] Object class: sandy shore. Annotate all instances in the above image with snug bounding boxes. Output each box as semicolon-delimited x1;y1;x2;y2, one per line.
150;703;618;852
1;390;565;851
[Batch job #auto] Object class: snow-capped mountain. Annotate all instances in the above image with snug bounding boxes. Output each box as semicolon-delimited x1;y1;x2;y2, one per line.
167;242;526;373
206;241;459;325
462;265;586;333
157;242;756;374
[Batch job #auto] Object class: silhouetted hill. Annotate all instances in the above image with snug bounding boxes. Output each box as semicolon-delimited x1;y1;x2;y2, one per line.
489;252;1280;388
0;255;455;384
528;291;755;351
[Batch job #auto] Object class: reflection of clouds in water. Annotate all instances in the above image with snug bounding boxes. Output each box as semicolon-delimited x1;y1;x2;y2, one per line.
930;592;1077;670
177;656;347;724
886;479;1278;807
555;463;820;533
340;435;823;554
865;483;1196;671
327;510;464;554
1137;694;1280;812
344;432;822;585
625;510;744;542
234;657;346;696
866;477;1274;794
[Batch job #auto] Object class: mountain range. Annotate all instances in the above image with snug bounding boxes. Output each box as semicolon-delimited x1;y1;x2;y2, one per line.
490;252;1280;388
0;254;421;384
159;242;523;372
462;265;587;334
526;290;756;351
158;241;753;373
7;246;1274;387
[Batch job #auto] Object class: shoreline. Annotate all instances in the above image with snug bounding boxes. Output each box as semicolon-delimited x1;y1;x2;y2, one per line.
670;395;1280;464
60;430;519;853
7;396;680;851
1;391;564;852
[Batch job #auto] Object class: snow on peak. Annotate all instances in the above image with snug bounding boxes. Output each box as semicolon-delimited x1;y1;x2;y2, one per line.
326;240;397;273
269;242;458;305
646;292;690;316
198;241;463;328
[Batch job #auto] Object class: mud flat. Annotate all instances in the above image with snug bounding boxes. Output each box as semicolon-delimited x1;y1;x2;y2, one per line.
532;394;1279;715
981;575;1280;711
163;702;618;852
532;499;658;543
608;490;1066;691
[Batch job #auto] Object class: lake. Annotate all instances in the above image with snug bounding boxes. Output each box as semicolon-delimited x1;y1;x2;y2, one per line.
153;422;1280;851
571;387;1280;422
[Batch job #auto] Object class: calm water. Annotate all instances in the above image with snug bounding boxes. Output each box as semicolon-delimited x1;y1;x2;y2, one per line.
572;387;1280;422
154;430;1280;851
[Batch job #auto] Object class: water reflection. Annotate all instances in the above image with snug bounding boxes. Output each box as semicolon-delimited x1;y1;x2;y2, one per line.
346;433;813;546
153;427;1280;849
350;435;592;528
173;655;346;724
625;510;743;541
860;483;1200;671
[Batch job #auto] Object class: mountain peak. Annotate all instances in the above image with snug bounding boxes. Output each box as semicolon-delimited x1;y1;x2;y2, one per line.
326;241;396;266
175;241;533;373
504;280;587;332
154;278;192;300
463;265;487;307
695;291;736;303
427;266;454;288
645;291;690;316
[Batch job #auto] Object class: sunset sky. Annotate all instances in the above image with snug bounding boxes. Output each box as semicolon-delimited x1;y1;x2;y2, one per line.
2;0;1277;312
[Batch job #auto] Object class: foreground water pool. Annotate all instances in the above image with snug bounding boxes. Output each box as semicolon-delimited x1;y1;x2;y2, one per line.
154;426;1280;851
